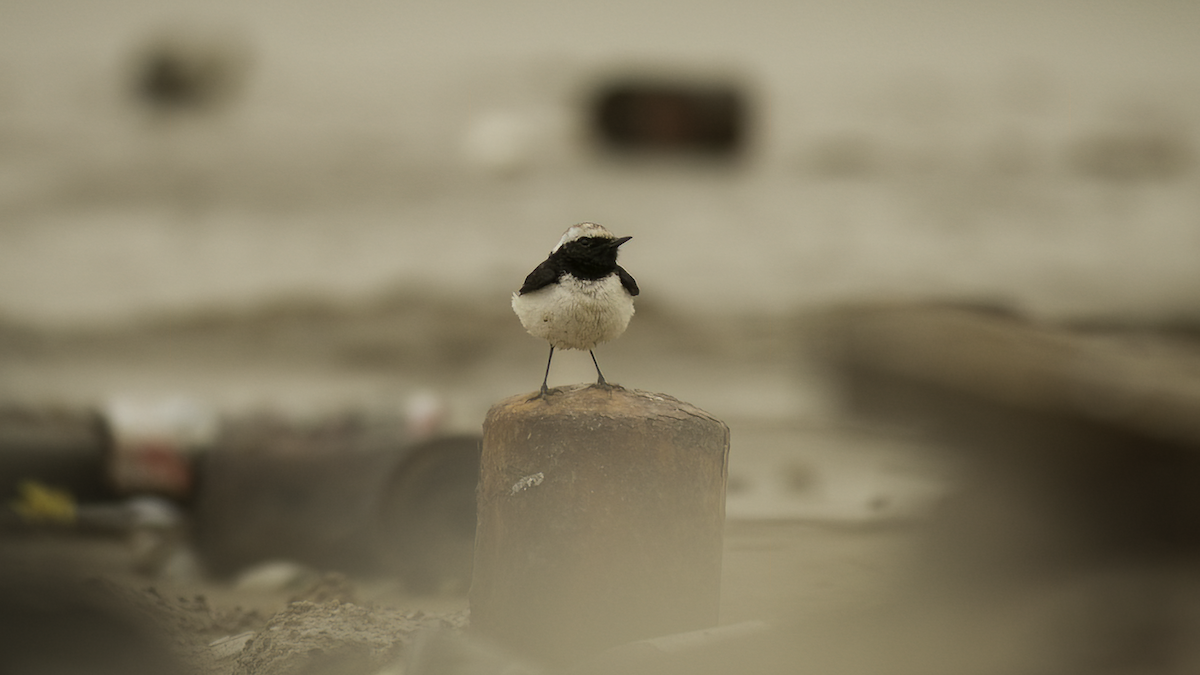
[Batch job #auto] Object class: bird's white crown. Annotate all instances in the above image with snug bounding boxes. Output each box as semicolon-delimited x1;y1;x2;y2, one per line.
552;222;616;253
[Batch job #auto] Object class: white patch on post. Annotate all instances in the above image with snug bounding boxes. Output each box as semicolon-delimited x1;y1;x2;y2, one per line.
510;472;545;495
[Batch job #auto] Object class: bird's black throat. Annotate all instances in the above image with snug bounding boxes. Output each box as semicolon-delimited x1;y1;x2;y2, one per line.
554;237;623;280
518;235;639;296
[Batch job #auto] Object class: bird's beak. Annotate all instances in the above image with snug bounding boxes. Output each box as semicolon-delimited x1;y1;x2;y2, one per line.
611;236;632;248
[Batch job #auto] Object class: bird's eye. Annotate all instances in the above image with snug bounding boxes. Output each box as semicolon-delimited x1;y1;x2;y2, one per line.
579;238;596;247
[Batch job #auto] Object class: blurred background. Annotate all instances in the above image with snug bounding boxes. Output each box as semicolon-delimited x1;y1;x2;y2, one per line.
2;1;1197;327
2;1;1200;673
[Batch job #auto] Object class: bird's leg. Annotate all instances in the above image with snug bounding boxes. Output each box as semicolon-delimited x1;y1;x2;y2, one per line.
533;345;554;399
590;350;613;389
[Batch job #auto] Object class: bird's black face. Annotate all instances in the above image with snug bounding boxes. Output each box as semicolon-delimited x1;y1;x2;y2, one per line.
556;235;631;279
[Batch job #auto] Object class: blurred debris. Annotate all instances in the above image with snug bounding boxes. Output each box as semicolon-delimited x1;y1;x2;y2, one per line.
813;301;1200;673
122;496;202;579
0;397;481;589
192;412;481;591
105;395;218;499
10;479;77;525
130;24;254;116
233;560;320;595
232;601;457;675
403;390;451;443
209;632;256;664
0;545;466;674
590;76;750;157
0;405;111;507
377;434;484;594
233;563;361;604
820;301;1200;445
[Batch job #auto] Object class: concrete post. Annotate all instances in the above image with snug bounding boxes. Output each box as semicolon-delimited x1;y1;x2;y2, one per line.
470;384;730;666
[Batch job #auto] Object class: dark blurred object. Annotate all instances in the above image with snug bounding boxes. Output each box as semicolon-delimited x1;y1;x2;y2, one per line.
377;435;484;593
0;400;480;590
192;413;481;593
590;78;748;156
0;563;183;674
0;405;112;508
130;25;253;115
815;302;1200;672
823;301;1200;451
0;399;211;524
1067;129;1193;182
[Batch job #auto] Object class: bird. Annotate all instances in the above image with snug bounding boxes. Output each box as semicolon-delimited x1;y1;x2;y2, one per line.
512;222;639;398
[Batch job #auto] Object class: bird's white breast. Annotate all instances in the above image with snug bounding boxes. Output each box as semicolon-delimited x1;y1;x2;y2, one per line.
511;273;635;350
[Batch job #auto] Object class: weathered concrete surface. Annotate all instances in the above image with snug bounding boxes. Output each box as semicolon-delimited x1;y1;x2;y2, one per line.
471;384;729;665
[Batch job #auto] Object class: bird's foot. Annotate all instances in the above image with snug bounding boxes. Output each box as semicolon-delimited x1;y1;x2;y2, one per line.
527;385;556;402
591;378;620;392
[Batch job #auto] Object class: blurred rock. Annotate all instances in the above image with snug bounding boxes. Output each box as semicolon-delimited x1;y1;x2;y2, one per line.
192;412;481;592
234;560;319;595
0;566;185;675
807;302;1200;673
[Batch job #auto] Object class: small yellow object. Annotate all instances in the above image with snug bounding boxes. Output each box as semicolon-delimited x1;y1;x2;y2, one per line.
12;480;77;525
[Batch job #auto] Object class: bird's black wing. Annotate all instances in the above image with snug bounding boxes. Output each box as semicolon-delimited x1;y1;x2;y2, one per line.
616;265;640;297
518;259;561;295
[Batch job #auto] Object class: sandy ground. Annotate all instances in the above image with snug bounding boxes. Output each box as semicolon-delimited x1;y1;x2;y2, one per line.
0;518;916;675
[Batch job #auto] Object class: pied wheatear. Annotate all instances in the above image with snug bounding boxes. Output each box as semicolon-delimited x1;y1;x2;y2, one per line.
512;222;639;398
